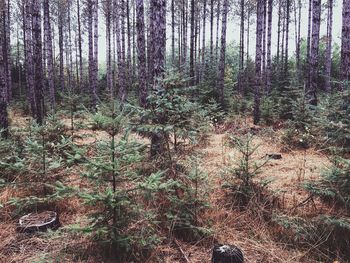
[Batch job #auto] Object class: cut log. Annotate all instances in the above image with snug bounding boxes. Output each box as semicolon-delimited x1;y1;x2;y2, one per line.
266;153;282;160
17;211;60;233
211;244;244;263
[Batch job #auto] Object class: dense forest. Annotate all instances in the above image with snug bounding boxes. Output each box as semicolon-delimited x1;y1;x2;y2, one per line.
1;0;350;262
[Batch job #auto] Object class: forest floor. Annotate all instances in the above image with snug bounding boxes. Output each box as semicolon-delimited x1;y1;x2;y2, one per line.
0;112;334;263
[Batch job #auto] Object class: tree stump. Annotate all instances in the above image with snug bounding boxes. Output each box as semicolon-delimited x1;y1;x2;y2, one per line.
266;153;282;160
17;211;60;233
211;244;244;263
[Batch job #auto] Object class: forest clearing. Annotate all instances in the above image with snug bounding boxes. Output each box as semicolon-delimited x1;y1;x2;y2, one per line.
1;0;350;262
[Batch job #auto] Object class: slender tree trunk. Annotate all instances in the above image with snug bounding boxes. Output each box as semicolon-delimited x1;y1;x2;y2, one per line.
136;0;147;107
341;0;350;82
189;0;195;85
246;8;250;61
295;0;301;80
306;0;312;90
325;0;333;92
4;0;11;101
118;0;127;101
262;1;267;91
44;0;55;111
215;0;220;60
106;0;113;97
88;0;94;106
171;0;175;64
276;0;282;64
93;0;99;107
308;0;321;106
32;0;44;124
217;0;228;107
210;0;214;59
77;0;83;92
238;0;244;94
266;0;273;94
284;0;290;77
0;0;8;138
126;0;132;82
202;0;207;71
254;0;264;124
58;4;65;91
24;0;36;119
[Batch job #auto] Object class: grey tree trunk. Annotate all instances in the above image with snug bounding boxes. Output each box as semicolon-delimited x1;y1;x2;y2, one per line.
254;0;264;125
44;0;55;111
189;0;195;85
309;0;321;106
325;0;333;92
77;0;83;92
58;4;65;91
210;0;214;59
171;0;175;64
238;0;244;94
0;0;9;138
88;0;94;106
32;0;44;124
284;0;290;77
215;0;220;60
306;0;312;91
202;0;207;72
217;0;228;107
105;0;113;98
266;0;273;94
118;0;127;101
341;0;350;81
136;0;147;107
276;0;282;64
93;0;99;107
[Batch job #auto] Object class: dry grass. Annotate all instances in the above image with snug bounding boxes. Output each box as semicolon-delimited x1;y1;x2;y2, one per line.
0;113;338;262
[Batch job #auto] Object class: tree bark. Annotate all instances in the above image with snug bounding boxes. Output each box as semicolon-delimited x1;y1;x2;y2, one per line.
93;0;99;107
306;0;312;91
341;0;350;82
136;0;147;107
325;0;333;92
44;0;55;111
217;0;228;107
189;0;195;85
254;0;264;124
266;0;273;94
77;0;83;92
308;0;321;106
58;3;65;91
215;0;220;60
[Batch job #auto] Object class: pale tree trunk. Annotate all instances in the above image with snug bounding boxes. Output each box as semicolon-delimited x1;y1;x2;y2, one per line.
276;0;282;64
341;0;350;82
308;0;321;106
215;0;220;60
58;4;65;91
238;0;244;94
262;1;267;91
306;0;312;90
24;0;36;119
325;0;333;92
284;0;290;77
246;7;250;61
266;0;273;94
118;0;127;101
88;0;94;106
4;0;11;101
77;0;83;92
210;0;214;59
126;0;132;82
0;0;9;138
32;0;44;124
217;0;228;107
190;0;195;85
254;0;263;125
295;0;301;80
105;0;113;98
136;0;147;107
202;0;207;71
44;0;55;111
93;0;99;107
171;0;175;64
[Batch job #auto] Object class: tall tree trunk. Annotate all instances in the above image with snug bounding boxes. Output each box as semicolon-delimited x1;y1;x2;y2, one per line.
308;0;321;106
238;0;244;94
202;0;207;71
126;0;132;83
77;0;83;92
44;0;55;111
171;0;175;64
325;0;333;92
217;0;228;106
295;0;301;80
306;0;312;90
93;0;99;107
4;0;11;101
136;0;147;107
118;0;127;101
32;0;44;124
266;0;273;94
24;0;36;119
341;0;350;82
58;4;65;91
106;0;113;97
284;0;290;77
276;0;282;64
189;0;195;85
215;0;220;60
210;0;214;59
88;0;94;106
254;0;264;125
246;7;250;61
149;0;166;157
0;0;8;138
